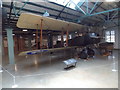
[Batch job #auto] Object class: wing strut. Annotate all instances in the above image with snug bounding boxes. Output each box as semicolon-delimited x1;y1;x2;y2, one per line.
66;24;69;47
36;24;39;49
40;19;43;49
61;30;64;47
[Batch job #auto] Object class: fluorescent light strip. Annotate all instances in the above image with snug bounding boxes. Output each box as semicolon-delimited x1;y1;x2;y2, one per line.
106;0;115;2
23;29;28;32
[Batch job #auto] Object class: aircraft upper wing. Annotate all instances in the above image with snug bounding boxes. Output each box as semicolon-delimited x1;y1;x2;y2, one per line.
17;13;84;31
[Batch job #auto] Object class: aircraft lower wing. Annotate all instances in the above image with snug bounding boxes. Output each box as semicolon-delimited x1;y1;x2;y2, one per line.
19;46;78;56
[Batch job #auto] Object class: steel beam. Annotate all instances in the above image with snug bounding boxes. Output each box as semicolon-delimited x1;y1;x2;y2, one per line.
71;0;86;15
86;0;89;14
91;2;106;17
108;12;109;21
13;3;17;16
56;0;71;19
89;0;99;14
90;2;103;14
75;0;85;10
15;1;28;17
8;2;13;21
75;8;119;23
77;2;104;21
110;12;118;21
90;8;119;16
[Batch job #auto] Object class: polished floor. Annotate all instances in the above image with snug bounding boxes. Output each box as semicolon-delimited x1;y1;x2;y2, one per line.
1;50;118;88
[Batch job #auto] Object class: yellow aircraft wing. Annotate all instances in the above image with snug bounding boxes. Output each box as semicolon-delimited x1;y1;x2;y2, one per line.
19;46;78;56
17;13;84;31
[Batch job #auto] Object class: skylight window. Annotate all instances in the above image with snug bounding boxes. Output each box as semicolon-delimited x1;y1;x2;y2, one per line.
48;0;80;10
49;0;70;5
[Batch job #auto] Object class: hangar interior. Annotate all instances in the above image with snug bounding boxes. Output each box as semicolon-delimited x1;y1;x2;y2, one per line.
0;0;120;88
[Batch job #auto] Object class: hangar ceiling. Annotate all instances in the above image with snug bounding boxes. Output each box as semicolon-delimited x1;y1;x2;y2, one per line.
2;0;119;36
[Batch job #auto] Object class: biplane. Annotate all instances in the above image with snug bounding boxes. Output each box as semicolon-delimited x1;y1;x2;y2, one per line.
17;13;101;56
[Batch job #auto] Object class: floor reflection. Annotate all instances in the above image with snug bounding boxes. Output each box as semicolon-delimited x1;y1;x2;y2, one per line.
2;50;118;88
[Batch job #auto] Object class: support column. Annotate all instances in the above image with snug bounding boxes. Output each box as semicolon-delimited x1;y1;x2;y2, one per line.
0;7;2;67
6;28;15;64
118;2;120;49
2;38;4;56
118;3;120;89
